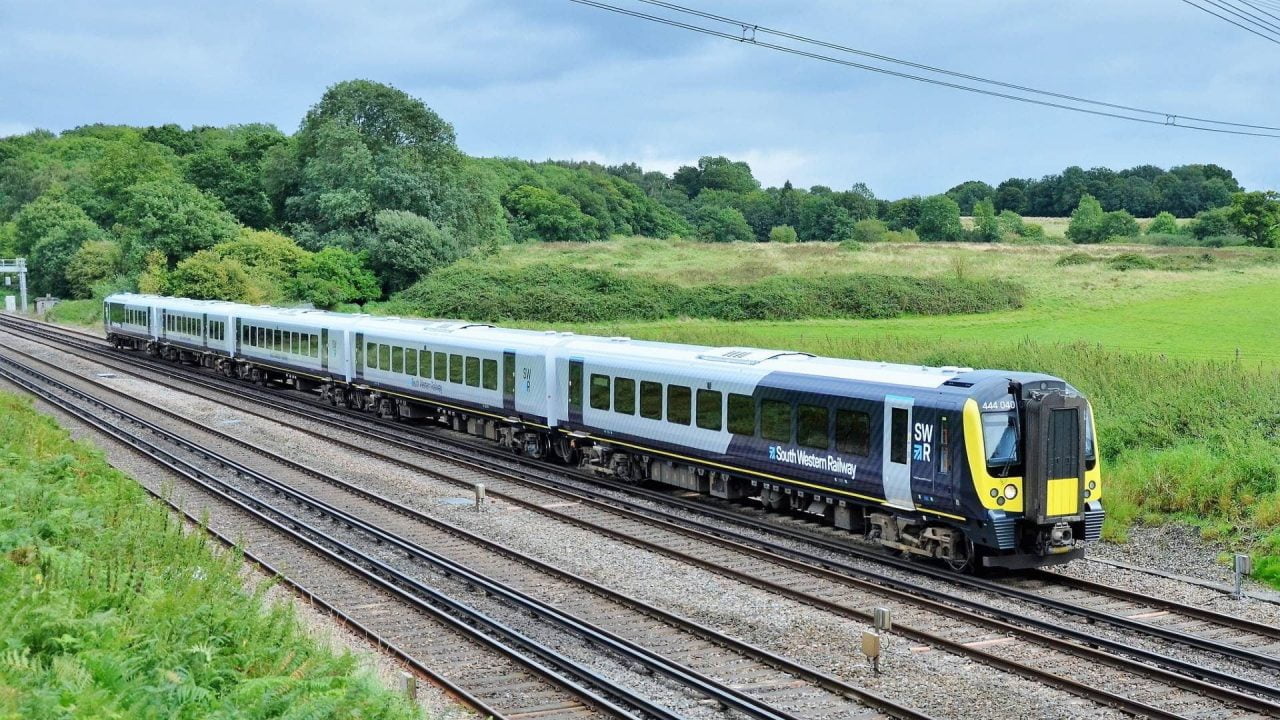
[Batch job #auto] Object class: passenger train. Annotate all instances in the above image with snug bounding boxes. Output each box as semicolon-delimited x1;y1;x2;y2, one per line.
104;293;1104;570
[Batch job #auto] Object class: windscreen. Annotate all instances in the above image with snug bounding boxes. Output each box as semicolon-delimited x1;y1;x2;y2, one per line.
981;411;1019;466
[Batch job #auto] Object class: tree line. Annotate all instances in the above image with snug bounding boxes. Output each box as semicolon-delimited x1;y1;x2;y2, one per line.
1;79;1276;306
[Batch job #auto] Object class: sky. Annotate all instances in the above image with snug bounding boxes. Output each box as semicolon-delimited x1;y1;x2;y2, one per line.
2;0;1277;199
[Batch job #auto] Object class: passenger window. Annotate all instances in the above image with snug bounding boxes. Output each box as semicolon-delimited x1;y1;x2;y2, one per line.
667;385;691;425
434;352;447;379
696;389;722;431
406;349;418;376
614;377;635;415
366;342;376;366
590;374;610;410
482;359;497;390
418;350;431;378
379;344;390;371
890;408;909;465
798;404;829;449
465;356;480;386
640;381;662;419
392;347;404;373
727;393;754;436
835;410;871;455
449;354;463;383
939;416;951;473
761;400;792;443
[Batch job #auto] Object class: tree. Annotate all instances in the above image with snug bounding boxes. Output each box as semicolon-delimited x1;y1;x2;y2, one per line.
694;205;753;243
916;195;963;242
370;209;461;291
65;239;122;299
503;184;598;242
117;179;240;269
299;80;456;161
1099;210;1139;241
184;125;286;228
672;156;758;198
1227;191;1280;248
1189;207;1235;241
136;250;170;294
971;199;1001;242
850;218;888;243
883;196;923;231
12;195;99;255
1066;194;1106;244
287;247;381;309
168;250;255;302
1145;211;1180;236
796;193;855;242
997;210;1025;238
945;180;995;214
30;218;104;296
87;138;180;223
210;228;310;302
768;225;798;243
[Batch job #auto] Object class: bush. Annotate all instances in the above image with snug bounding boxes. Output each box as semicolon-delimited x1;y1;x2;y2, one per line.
167;250;257;302
695;205;753;243
915;195;964;242
1106;253;1157;271
883;228;920;243
65;239;123;299
1100;209;1140;241
1056;252;1094;266
768;224;798;244
395;262;1025;323
287;246;381;309
1146;211;1180;235
1189;206;1234;240
838;240;864;252
850;218;888;244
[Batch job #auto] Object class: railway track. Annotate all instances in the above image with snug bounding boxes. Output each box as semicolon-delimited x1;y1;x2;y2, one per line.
4;316;1279;718
0;346;923;720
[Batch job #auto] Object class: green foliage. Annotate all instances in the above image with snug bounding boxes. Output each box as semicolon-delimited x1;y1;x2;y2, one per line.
136;250;171;295
300;79;455;160
768;224;798;244
883;228;920;243
184;125;286;228
1056;251;1094;266
0;391;423;718
396;262;1024;323
1099;209;1139;241
370;209;460;291
1227;190;1280;248
0;221;14;255
971;199;1001;243
991;163;1240;217
65;239;122;299
503;184;598;242
87;137;180;223
694;205;753;243
883;196;922;231
167;250;256;302
1146;211;1180;235
1106;252;1157;271
673;156;759;197
29;215;106;297
117;180;239;269
12;194;98;256
287;247;381;309
1189;206;1236;241
795;193;855;242
851;218;888;244
944;179;995;214
1066;194;1106;244
915;195;963;242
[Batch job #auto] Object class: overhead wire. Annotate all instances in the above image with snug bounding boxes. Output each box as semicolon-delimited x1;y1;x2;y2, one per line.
568;0;1280;138
1218;0;1280;32
1178;0;1280;45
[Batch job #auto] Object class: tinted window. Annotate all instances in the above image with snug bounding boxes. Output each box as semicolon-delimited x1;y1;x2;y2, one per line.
835;410;870;455
434;352;447;379
503;355;515;394
614;377;635;415
380;344;392;371
449;354;463;383
640;381;662;419
569;362;583;411
366;342;376;367
727;393;754;436
590;373;610;410
798;404;829;449
667;385;691;425
419;350;432;378
696;389;722;431
891;407;909;464
392;347;404;373
761;400;792;442
482;359;498;390
405;349;417;376
465;356;480;386
982;412;1019;465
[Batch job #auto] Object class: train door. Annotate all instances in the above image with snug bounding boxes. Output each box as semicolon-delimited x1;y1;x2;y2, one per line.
321;329;329;373
502;351;516;413
354;332;365;380
567;358;584;425
881;395;915;510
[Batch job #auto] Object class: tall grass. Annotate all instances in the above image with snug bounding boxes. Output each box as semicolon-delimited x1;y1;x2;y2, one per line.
0;391;423;719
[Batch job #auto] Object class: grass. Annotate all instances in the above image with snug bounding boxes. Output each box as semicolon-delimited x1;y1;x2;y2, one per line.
43;299;102;327
0;390;423;719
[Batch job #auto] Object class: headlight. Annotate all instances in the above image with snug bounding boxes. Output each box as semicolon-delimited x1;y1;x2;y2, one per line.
1088;480;1097;490
1004;484;1018;500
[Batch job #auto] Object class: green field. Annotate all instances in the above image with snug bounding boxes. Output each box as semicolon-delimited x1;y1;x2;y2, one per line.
0;391;422;719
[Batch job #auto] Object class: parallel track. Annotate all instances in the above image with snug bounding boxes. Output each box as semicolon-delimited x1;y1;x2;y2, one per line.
4;315;1279;718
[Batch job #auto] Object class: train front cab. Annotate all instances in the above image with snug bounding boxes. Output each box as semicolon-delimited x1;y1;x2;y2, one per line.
966;381;1105;570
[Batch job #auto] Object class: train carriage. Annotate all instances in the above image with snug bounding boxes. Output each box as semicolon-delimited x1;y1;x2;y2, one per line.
103;293;1104;570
